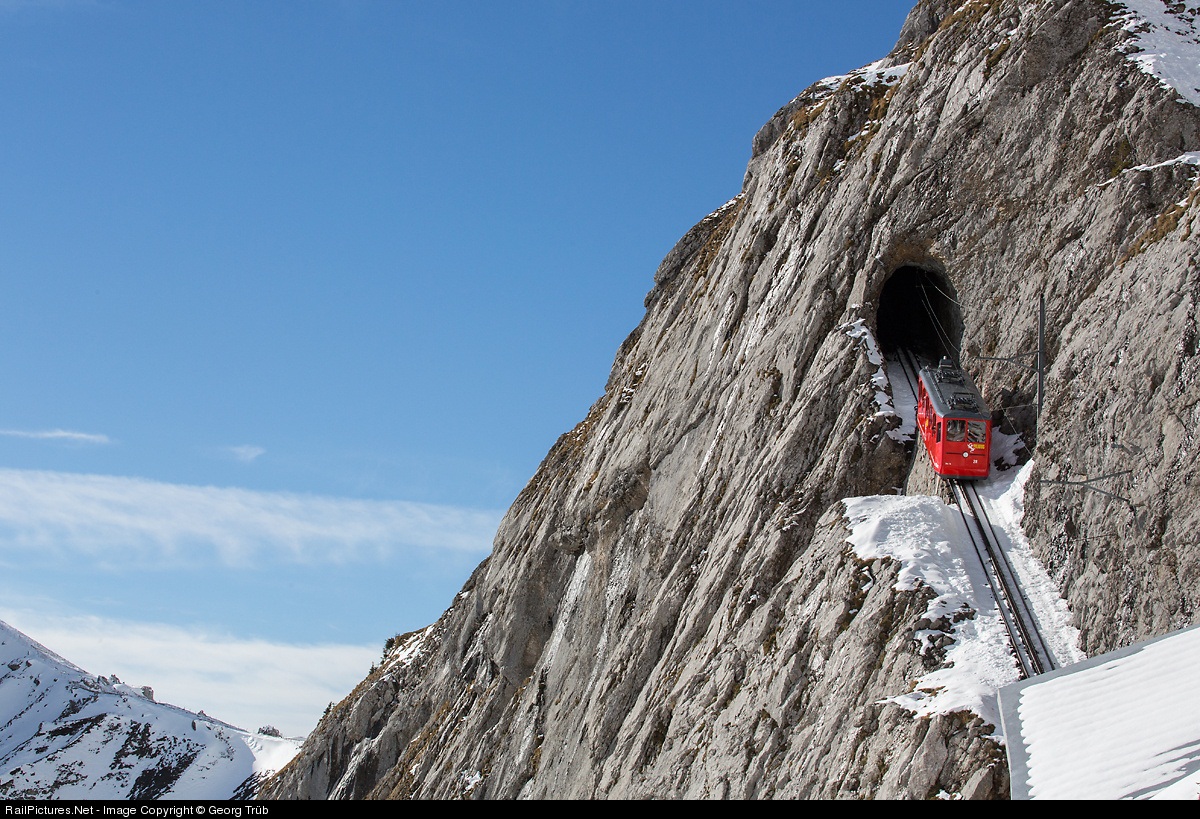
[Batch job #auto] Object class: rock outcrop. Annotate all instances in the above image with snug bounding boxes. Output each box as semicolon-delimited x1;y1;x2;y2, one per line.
263;0;1200;799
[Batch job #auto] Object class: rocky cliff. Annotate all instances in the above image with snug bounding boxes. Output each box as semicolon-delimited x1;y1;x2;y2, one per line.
263;0;1200;799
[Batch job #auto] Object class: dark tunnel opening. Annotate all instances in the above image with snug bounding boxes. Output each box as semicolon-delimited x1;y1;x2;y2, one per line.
876;265;963;364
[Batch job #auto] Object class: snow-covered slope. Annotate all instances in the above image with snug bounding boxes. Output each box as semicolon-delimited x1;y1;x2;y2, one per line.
0;620;298;800
844;462;1086;732
1117;0;1200;107
1001;624;1200;799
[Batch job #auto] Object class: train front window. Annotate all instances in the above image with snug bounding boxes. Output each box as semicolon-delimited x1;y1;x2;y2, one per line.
968;421;987;443
946;419;966;442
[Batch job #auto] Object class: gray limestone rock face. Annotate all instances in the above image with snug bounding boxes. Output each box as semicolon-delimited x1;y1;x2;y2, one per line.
262;0;1200;799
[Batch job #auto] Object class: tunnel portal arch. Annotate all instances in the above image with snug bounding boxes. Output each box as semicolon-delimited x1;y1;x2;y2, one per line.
875;265;963;364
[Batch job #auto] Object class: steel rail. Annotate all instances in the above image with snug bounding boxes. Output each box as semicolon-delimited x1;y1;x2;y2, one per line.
894;347;1053;677
951;480;1057;678
892;347;923;411
963;481;1057;673
948;480;1037;678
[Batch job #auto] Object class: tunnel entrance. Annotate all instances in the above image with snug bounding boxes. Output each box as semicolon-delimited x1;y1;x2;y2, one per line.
876;265;963;363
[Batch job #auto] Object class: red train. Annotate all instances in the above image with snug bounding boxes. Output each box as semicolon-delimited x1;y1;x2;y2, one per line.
916;358;992;480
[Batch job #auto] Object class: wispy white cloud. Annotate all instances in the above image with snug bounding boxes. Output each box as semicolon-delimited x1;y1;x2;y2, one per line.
223;444;266;463
0;468;500;568
0;428;111;445
0;607;375;738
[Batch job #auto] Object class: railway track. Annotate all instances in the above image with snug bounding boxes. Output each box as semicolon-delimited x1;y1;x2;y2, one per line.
891;347;924;422
892;347;1055;680
951;480;1056;679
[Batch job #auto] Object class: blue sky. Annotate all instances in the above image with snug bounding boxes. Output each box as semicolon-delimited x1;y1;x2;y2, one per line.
0;0;915;736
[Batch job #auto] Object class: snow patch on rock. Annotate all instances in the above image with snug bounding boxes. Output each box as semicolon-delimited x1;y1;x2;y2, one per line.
1116;0;1200;107
843;464;1084;738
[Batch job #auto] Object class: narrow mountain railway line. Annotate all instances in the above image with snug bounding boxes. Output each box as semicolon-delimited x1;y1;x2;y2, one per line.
950;480;1056;679
890;347;923;413
892;347;1055;680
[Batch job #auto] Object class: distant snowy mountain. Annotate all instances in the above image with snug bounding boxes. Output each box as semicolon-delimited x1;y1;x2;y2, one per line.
0;620;298;799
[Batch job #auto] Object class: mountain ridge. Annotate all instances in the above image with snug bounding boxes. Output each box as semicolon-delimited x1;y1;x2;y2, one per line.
0;619;299;800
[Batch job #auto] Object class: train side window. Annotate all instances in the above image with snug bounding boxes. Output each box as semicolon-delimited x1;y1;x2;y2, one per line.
946;419;966;441
968;421;987;443
936;421;942;443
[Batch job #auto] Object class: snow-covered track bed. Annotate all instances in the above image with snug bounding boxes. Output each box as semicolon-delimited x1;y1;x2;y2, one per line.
951;480;1056;680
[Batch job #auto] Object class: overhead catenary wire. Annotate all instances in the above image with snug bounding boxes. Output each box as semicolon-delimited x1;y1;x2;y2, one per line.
925;278;965;309
918;279;960;358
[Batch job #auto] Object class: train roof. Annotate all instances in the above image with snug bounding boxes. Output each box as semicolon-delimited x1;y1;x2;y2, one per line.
918;359;991;421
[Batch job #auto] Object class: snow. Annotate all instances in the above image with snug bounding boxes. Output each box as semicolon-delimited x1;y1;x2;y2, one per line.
843;464;1083;734
838;328;1089;738
798;58;911;113
841;343;1200;798
816;59;911;96
990;429;1027;469
842;319;918;444
842;319;910;439
0;619;300;799
1115;1;1200;107
1096;149;1200;189
972;468;1082;667
883;357;918;443
1129;149;1200;171
853;58;911;86
840;343;1084;736
459;768;483;794
1002;624;1200;799
386;626;432;671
